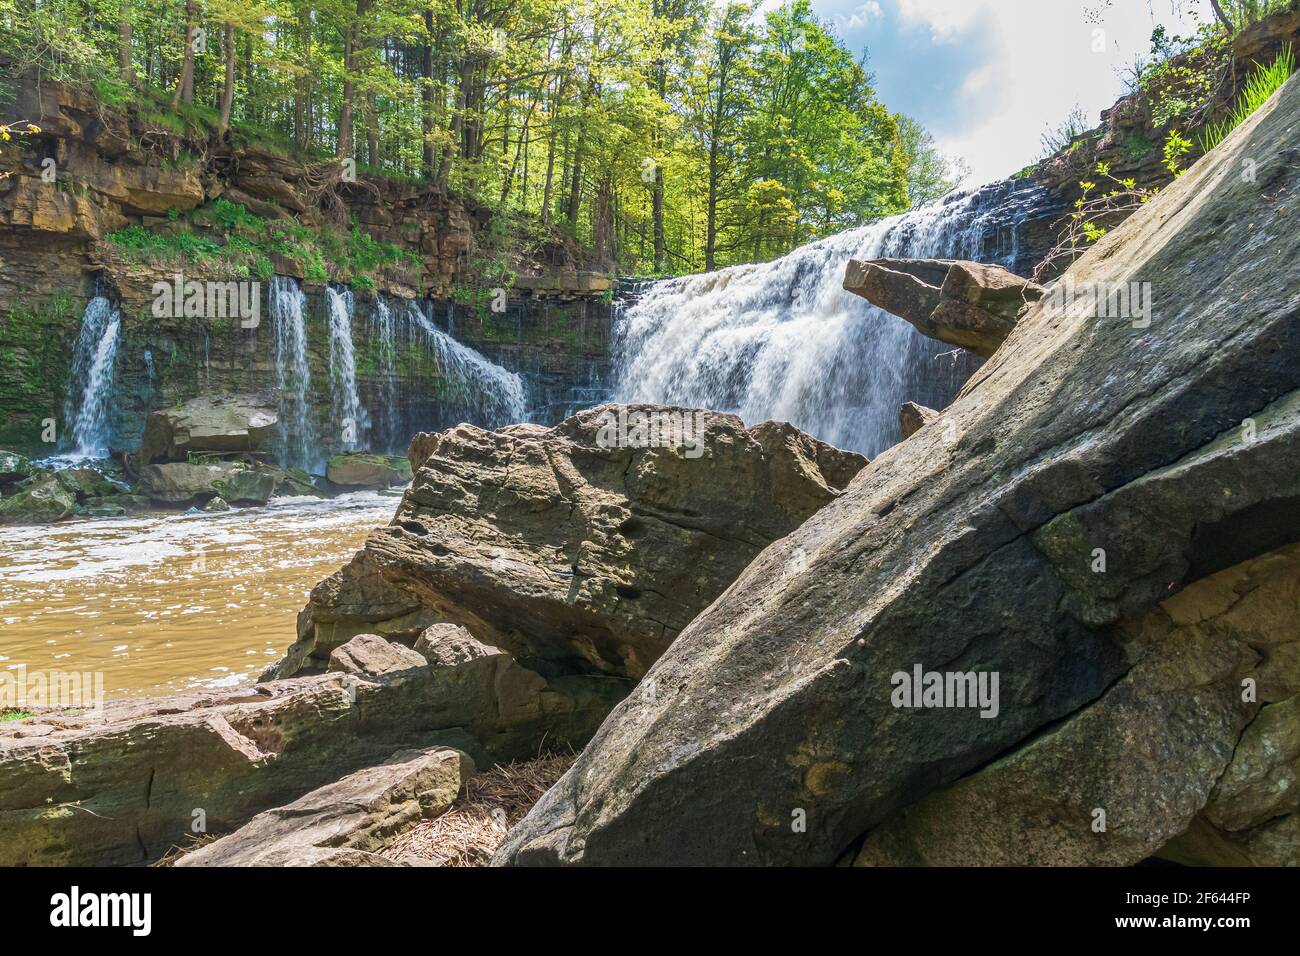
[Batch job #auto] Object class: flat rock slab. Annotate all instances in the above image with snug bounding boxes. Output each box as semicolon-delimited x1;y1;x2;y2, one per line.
140;394;278;465
0;645;624;865
177;747;473;867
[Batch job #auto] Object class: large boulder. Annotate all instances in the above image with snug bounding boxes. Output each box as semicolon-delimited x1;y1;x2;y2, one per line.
279;405;867;679
495;75;1300;866
843;258;1045;357
0;473;77;524
0;649;625;866
176;747;473;867
856;542;1300;867
136;461;273;506
326;453;413;489
139;394;278;465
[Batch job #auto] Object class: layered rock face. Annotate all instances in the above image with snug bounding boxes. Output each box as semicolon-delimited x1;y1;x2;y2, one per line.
843;258;1044;358
277;406;867;679
496;76;1300;865
0;75;614;450
0;631;623;866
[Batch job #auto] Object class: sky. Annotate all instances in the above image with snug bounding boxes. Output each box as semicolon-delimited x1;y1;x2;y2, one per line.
781;0;1212;185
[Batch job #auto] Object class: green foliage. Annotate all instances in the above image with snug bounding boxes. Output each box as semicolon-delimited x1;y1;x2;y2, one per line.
1037;160;1156;281
1163;129;1194;177
1134;23;1233;129
1200;46;1296;152
106;200;411;287
2;0;949;276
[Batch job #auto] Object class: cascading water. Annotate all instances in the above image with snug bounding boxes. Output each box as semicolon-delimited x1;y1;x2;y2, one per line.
613;179;1049;457
407;303;527;427
270;276;316;470
62;292;122;459
325;285;370;451
368;295;401;452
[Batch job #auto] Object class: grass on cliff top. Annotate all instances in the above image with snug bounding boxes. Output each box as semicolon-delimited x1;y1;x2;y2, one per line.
1200;46;1296;153
106;197;420;289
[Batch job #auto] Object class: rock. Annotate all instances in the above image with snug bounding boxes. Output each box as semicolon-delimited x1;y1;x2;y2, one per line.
260;464;325;498
414;623;497;667
285;405;867;679
326;453;413;489
0;474;77;524
328;634;429;677
136;461;270;505
54;466;127;500
140;395;278;465
899;402;939;440
853;542;1292;866
203;496;231;513
843;258;1045;357
176;747;472;867
0;450;32;484
212;468;275;506
0;658;624;866
87;504;127;518
495;75;1300;866
87;493;153;514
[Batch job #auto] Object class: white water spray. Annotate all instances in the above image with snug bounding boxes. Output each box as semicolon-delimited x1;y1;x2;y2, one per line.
326;286;370;450
613;183;1043;456
406;303;527;427
270;276;316;470
63;294;122;459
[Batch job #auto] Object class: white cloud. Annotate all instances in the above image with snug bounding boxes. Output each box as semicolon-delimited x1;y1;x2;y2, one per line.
896;0;982;43
910;0;1204;185
836;1;884;31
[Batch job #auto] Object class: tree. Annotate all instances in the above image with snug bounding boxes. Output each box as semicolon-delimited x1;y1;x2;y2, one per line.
171;0;199;110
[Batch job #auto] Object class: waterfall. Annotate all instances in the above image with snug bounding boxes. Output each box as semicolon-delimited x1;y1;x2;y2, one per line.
325;285;369;451
270;276;316;470
612;180;1048;457
407;303;527;427
62;293;122;459
369;295;401;451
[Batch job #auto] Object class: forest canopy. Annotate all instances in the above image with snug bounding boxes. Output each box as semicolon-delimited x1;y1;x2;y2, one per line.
1;0;966;275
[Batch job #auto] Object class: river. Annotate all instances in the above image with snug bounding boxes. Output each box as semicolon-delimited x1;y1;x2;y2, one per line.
0;492;395;699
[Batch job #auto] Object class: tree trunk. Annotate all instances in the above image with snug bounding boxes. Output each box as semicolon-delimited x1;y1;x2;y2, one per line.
366;92;380;166
421;11;435;179
338;0;373;160
1209;0;1234;31
218;26;236;136
118;0;135;85
171;0;198;110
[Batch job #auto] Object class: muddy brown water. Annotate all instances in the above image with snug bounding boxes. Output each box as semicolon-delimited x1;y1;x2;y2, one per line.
0;492;396;699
